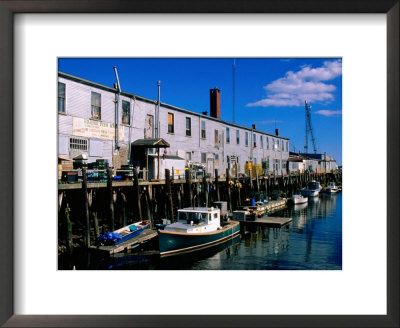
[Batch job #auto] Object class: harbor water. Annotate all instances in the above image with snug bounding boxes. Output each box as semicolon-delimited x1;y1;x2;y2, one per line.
62;193;342;270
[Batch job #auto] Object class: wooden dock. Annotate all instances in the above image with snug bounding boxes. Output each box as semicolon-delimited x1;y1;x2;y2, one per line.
239;216;292;227
88;228;158;255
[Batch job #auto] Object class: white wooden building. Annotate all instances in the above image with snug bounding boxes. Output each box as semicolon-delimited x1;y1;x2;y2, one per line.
58;71;290;178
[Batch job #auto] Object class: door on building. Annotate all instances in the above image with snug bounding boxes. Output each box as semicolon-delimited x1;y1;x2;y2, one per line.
144;115;154;139
207;158;214;177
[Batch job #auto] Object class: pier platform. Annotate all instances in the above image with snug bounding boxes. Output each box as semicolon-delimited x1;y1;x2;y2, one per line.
239;216;292;227
89;228;158;255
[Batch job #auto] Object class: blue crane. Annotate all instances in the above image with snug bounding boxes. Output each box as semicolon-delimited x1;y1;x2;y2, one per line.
304;100;317;154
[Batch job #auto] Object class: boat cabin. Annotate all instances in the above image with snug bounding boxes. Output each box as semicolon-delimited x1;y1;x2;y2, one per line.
307;181;322;190
164;207;221;234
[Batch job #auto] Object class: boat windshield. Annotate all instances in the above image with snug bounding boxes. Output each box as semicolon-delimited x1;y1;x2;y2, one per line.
178;212;209;225
308;182;319;189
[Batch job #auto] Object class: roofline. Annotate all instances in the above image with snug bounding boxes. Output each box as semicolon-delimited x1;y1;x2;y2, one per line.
58;71;289;140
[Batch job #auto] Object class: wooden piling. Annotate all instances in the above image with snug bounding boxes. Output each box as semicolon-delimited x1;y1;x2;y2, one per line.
82;168;90;247
264;177;268;195
107;168;115;231
215;169;220;201
185;169;193;207
92;211;100;240
133;168;142;220
146;185;154;226
202;175;209;207
226;168;232;213
165;169;174;221
121;192;127;227
255;169;260;193
64;204;73;255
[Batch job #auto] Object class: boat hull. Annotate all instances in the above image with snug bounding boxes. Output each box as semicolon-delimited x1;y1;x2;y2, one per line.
300;189;319;197
158;221;241;257
326;188;338;193
290;195;308;204
115;224;149;245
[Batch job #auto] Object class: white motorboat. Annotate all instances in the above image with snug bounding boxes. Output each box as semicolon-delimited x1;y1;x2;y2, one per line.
325;181;339;193
290;194;308;205
301;181;322;197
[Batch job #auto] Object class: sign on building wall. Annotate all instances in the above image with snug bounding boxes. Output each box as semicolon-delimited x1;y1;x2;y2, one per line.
72;117;124;141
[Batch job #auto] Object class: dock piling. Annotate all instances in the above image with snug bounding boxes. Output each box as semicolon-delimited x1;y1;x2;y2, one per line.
82;168;90;247
107;168;115;231
215;169;220;201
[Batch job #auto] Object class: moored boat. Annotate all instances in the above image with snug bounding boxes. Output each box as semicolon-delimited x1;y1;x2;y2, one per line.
290;194;308;205
158;207;240;257
95;220;150;246
324;181;339;193
300;181;322;197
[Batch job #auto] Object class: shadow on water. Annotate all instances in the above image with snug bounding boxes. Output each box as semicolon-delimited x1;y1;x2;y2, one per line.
60;234;242;270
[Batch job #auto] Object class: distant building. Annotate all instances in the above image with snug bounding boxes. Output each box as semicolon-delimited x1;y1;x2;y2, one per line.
288;152;338;173
300;153;338;173
58;71;290;178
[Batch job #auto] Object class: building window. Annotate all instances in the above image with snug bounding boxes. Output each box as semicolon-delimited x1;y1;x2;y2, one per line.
267;137;269;150
186;117;191;136
262;158;270;171
58;82;65;113
201;121;206;139
253;133;257;147
277;139;280;150
245;132;249;146
122;100;130;124
215;154;219;161
286;141;289;152
260;135;263;148
168;113;174;133
186;152;191;161
69;137;88;151
91;92;101;120
274;159;280;171
282;140;284;151
236;130;240;144
226;127;230;143
201;152;207;163
214;130;219;148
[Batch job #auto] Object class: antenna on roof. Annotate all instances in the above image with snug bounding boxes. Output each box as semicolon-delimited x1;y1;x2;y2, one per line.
113;66;121;150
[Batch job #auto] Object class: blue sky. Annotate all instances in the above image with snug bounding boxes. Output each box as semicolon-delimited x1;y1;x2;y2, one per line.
59;58;342;165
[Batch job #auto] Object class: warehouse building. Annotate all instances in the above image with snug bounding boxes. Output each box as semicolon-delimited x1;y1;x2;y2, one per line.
58;71;290;179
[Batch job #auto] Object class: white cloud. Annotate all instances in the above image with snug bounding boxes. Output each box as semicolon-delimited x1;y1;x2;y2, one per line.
247;60;342;107
315;110;342;117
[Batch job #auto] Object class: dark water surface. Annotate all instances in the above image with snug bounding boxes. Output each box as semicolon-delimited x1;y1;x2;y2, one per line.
62;193;342;270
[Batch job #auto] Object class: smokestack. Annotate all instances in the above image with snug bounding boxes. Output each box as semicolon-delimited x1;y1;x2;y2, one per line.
275;129;279;136
252;124;256;130
210;88;221;119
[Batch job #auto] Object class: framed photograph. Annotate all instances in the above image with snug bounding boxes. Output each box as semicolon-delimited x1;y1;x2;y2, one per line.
0;1;398;327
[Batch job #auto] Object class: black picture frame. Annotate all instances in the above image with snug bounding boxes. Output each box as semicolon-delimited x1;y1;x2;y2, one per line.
0;1;398;327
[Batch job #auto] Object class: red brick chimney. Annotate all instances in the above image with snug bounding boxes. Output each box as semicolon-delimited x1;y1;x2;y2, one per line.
252;124;256;129
275;129;279;136
210;88;221;119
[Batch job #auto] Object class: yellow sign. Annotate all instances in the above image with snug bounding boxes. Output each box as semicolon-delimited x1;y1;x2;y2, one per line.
72;117;124;141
